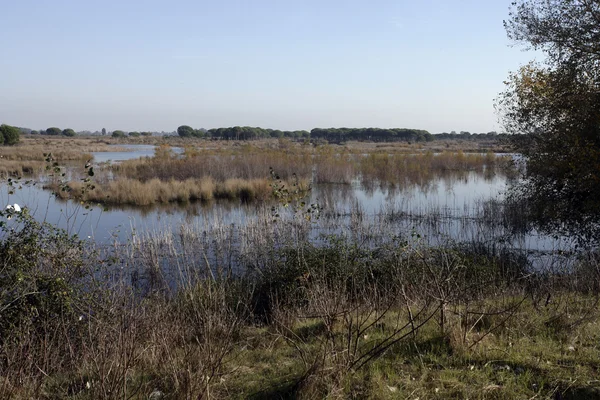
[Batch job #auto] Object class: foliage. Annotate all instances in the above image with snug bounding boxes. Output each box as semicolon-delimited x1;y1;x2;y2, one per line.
500;0;600;244
177;125;205;138
61;128;76;137
0;209;88;343
128;131;140;137
206;126;309;140
45;127;62;136
111;130;126;138
310;127;431;143
0;124;21;146
177;125;194;137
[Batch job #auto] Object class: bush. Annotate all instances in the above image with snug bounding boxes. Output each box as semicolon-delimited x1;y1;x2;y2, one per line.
0;211;89;342
62;128;76;137
0;124;20;145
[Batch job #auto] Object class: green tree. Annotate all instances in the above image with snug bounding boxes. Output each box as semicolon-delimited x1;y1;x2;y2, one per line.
128;131;141;137
0;124;21;145
177;125;194;137
46;127;62;136
101;127;106;136
61;128;76;137
112;130;126;138
499;0;600;243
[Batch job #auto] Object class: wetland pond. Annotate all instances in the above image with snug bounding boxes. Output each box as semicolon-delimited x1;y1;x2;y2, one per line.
0;145;572;270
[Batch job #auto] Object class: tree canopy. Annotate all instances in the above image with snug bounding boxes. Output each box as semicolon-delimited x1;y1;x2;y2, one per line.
61;128;76;137
0;124;20;146
45;127;62;136
500;0;600;244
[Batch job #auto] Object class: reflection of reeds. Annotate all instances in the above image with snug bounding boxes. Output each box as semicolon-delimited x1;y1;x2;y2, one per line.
358;151;510;186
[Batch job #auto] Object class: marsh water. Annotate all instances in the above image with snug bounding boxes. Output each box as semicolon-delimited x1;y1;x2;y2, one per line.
0;145;571;269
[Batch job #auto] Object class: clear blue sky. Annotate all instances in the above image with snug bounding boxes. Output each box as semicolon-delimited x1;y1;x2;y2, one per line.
0;0;537;133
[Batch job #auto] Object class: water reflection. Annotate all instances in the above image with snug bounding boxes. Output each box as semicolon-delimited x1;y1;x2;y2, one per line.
0;160;572;267
91;144;183;163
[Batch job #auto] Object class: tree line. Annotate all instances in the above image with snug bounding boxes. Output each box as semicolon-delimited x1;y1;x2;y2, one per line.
178;125;502;142
6;124;504;143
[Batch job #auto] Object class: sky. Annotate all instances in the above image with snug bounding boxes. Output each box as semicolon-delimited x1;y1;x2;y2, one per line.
0;0;538;134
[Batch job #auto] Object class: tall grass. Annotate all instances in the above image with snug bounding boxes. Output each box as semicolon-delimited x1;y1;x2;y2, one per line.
48;177;293;206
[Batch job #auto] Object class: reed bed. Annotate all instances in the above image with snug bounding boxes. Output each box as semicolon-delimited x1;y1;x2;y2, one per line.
114;148;314;181
49;177;305;206
358;150;510;185
112;146;508;185
0;160;46;178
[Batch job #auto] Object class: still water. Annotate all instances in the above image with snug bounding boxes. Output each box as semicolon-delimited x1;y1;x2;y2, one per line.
0;145;570;262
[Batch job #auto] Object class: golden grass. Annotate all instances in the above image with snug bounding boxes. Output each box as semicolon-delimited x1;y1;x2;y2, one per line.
0;160;46;178
50;176;303;206
113;148;314;182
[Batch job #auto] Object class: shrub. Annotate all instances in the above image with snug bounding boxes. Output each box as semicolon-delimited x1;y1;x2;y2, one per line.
0;124;20;145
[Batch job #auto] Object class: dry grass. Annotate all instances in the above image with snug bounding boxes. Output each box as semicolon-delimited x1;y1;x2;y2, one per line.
113;147;313;182
0;160;46;178
49;177;301;205
1;136;124;161
358;150;510;185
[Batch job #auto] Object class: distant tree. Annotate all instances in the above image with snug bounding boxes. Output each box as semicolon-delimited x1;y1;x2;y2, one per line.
193;129;205;138
61;128;76;137
0;124;21;145
112;130;126;138
30;130;39;135
177;125;194;137
128;131;141;137
46;127;62;136
140;131;153;137
101;128;107;136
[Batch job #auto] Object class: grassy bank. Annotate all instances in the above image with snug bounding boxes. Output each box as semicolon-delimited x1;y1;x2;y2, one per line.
1;208;598;399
